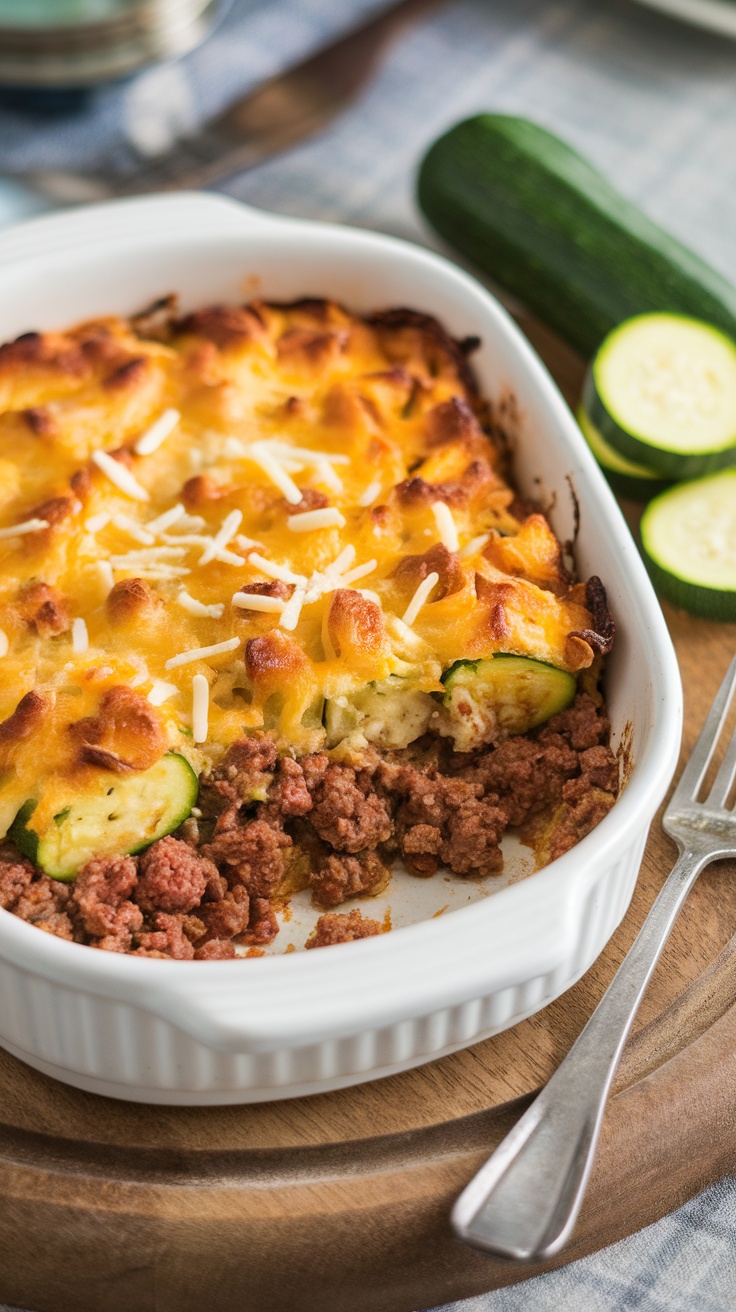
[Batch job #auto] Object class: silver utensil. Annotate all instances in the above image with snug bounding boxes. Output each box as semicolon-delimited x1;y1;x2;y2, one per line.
453;654;736;1261
16;0;444;206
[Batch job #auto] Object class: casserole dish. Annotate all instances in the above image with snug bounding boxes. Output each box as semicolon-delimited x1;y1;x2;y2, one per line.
0;193;682;1104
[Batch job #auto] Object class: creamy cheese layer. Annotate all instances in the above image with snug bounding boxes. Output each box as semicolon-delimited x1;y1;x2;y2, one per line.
0;297;598;834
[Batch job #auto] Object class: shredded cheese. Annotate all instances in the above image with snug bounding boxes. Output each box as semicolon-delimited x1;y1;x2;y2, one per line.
191;673;209;743
358;480;382;507
232;591;285;613
147;679;179;706
432;501;459;553
95;560;115;596
402;570;440;625
279;586;306;631
91;450;150;502
198;509;243;566
314;458;343;493
247;552;305;586
247;443;302;505
85;512;110;534
112;513;155;546
165;636;240;670
134;408;180;457
330;544;356;576
71;617;88;654
147;503;185;534
0;517;50;539
459;533;490;560
176;590;225;619
287;507;346;532
340;558;378;586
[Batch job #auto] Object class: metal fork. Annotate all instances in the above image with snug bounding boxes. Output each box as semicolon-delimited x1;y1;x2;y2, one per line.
14;0;444;206
452;654;736;1261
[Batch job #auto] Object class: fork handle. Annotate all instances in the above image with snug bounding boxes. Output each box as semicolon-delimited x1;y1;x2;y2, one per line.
452;847;711;1260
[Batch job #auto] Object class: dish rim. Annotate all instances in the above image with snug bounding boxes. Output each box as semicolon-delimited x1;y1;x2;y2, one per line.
0;192;683;1052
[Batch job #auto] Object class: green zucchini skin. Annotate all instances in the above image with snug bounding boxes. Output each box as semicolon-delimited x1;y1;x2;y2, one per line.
8;752;198;882
640;472;736;621
417;116;736;358
582;315;736;479
441;654;576;751
576;405;671;502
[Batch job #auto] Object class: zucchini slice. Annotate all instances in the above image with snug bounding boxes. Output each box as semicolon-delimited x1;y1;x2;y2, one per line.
640;470;736;621
417;115;736;358
9;752;198;882
324;677;435;750
441;655;576;752
583;314;736;478
576;404;671;503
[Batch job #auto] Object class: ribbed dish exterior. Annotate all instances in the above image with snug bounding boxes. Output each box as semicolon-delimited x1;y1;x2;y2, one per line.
0;838;643;1104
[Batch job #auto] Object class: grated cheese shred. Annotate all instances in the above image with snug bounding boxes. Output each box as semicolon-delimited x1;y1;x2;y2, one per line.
165;636;240;670
191;674;209;743
134;408;180;457
91;450;150;502
402;570;440;626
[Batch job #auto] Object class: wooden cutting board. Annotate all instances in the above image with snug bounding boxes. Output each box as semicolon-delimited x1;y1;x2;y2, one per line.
1;316;735;1312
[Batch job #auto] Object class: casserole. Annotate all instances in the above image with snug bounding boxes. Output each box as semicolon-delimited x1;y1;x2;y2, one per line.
0;193;682;1103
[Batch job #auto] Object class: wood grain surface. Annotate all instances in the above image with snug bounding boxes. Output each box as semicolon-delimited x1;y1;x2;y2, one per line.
1;318;735;1312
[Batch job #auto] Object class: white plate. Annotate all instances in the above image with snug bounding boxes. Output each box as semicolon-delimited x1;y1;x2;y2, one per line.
0;193;682;1104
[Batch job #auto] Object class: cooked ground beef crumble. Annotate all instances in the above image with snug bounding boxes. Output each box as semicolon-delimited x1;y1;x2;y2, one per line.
0;691;618;956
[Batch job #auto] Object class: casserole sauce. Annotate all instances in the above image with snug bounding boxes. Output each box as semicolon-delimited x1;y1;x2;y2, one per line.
0;298;618;956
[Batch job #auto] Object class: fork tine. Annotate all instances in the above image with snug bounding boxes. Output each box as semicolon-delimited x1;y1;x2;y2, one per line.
707;719;736;809
670;655;736;805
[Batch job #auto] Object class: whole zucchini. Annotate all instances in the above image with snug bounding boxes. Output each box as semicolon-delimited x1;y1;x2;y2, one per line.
417;115;736;358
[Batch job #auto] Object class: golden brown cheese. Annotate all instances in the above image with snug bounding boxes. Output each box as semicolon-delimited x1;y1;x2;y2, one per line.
0;298;603;833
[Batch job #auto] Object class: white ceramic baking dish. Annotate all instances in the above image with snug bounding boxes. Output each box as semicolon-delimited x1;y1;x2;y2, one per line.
0;193;682;1104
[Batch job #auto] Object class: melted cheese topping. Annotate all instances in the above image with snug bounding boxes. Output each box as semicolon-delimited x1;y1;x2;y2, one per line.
0;298;597;829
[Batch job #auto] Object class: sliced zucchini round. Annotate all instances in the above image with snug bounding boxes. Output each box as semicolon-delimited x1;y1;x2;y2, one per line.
577;404;671;502
441;655;576;752
640;470;736;621
9;752;198;882
583;314;736;478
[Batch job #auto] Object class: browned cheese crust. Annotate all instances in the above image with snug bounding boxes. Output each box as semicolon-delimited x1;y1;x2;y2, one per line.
0;297;618;956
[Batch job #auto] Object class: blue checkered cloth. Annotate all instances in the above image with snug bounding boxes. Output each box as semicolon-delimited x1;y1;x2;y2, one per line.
1;1;736;1308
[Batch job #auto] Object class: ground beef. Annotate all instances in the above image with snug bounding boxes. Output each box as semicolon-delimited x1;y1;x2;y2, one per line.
307;762;393;853
203;818;291;897
265;756;313;818
198;734;278;818
460;735;578;828
310;851;388;908
136;836;219;914
195;938;236;960
133;912;196;960
549;778;617;862
0;853;34;910
4;692;616;957
305;909;383;949
240;895;279;946
197;885;250;942
389;770;507;877
540;693;608;751
13;873;75;941
72;854;140;941
578;744;620;792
